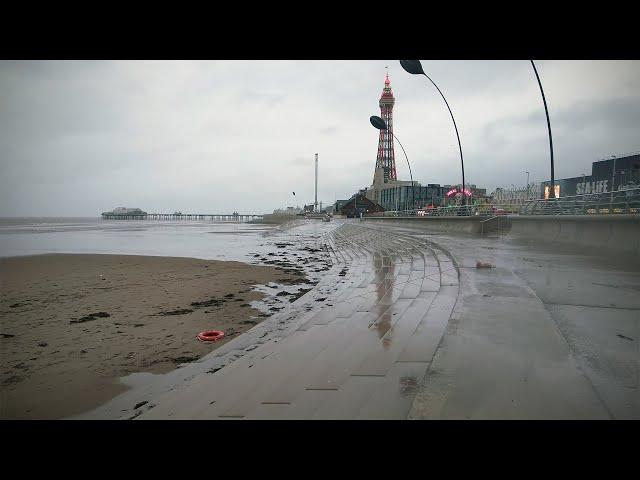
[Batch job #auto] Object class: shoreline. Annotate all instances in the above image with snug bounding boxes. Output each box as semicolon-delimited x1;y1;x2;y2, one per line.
0;253;305;419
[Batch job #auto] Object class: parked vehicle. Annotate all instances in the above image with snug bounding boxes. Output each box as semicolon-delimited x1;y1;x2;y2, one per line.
491;206;507;216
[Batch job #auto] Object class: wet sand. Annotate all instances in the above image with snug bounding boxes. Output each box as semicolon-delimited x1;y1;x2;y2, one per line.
0;253;300;419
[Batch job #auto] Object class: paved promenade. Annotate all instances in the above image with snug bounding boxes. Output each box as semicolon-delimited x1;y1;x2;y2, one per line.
140;222;459;419
139;220;638;419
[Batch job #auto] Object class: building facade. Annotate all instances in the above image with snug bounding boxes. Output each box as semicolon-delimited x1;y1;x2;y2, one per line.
491;183;541;205
540;153;640;198
339;194;385;218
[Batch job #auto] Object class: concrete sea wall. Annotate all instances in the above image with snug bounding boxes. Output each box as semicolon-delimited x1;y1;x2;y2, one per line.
510;214;640;257
362;216;486;234
363;214;640;257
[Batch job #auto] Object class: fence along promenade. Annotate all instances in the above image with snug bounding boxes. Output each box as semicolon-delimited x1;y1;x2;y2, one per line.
364;186;640;218
101;213;264;221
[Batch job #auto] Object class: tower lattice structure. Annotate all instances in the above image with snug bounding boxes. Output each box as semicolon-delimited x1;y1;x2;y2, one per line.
375;73;396;182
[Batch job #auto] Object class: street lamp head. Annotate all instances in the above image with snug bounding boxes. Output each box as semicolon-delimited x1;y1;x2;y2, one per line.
369;115;387;130
400;60;425;76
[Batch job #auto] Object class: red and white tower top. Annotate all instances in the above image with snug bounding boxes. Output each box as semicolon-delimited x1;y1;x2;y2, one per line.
375;71;397;182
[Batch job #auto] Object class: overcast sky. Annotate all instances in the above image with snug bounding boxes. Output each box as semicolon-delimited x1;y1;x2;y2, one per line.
1;60;639;216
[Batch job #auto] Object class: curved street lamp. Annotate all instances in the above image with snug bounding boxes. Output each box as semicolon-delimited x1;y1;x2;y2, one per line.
530;60;555;199
370;115;415;212
400;60;466;205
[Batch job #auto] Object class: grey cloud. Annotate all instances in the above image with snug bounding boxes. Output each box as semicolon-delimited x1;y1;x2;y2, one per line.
553;96;640;132
236;90;286;106
320;126;340;135
1;60;639;216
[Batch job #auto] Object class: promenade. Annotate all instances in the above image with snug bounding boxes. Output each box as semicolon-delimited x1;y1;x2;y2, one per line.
137;220;638;419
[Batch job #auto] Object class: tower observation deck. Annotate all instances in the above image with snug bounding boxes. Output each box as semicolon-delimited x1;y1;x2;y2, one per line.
374;73;396;183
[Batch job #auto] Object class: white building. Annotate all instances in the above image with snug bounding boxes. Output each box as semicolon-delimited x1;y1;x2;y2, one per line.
108;207;147;215
491;183;541;205
272;206;303;215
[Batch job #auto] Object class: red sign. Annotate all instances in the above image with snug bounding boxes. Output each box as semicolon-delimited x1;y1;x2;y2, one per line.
446;187;472;197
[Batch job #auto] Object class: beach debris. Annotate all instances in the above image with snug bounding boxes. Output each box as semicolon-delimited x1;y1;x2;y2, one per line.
476;261;495;269
70;312;111;324
2;375;23;386
191;298;224;308
134;401;148;410
157;308;193;316
38;342;48;347
289;288;312;303
1;333;16;338
173;355;200;363
9;300;33;308
196;330;225;342
616;334;634;341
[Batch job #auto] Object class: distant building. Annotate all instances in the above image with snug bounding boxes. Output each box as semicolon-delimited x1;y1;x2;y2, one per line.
367;178;447;211
272;206;303;215
339;194;385;218
102;207;147;216
334;199;350;214
540;152;640;198
491;184;540;205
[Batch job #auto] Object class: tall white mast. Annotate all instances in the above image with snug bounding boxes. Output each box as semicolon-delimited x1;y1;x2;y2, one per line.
314;153;318;212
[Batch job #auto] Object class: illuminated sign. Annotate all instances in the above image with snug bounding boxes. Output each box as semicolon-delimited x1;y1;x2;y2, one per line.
544;185;560;199
446;187;472;197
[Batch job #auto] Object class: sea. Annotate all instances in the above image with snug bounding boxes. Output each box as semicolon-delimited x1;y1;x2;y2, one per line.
0;217;332;263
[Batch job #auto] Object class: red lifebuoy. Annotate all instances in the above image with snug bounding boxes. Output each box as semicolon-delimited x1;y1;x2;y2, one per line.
197;330;225;342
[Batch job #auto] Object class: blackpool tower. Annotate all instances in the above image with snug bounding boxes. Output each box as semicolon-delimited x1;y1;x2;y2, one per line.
374;73;397;183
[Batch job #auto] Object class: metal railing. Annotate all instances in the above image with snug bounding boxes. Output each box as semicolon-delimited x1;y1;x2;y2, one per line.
370;204;502;217
363;187;640;218
519;186;640;215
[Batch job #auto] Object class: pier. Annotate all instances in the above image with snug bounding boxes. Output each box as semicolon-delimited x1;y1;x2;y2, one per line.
101;213;264;222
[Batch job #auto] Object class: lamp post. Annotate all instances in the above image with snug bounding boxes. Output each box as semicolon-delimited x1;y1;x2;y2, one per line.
370;115;415;213
400;60;466;205
526;171;530;200
530;60;555;199
354;193;357;218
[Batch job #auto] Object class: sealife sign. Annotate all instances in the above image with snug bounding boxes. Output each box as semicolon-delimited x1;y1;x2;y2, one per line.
446;187;472;197
576;180;608;195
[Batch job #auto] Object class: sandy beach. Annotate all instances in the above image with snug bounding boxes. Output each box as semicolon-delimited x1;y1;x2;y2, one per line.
0;253;302;419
